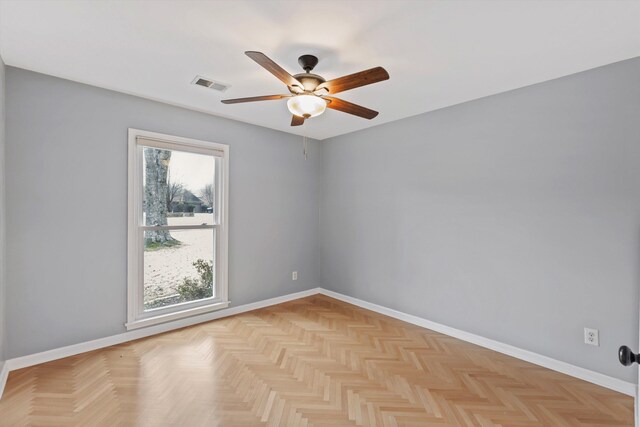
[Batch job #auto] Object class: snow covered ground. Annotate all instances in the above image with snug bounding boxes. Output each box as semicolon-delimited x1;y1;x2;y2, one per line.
144;213;214;307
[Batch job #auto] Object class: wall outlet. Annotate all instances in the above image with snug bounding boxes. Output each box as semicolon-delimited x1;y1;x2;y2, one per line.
584;328;599;346
292;271;298;281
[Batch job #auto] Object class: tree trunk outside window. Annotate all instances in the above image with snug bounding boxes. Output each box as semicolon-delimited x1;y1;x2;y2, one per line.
144;148;174;244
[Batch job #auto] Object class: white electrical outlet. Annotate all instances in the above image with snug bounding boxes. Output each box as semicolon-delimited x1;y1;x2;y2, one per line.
292;271;298;281
584;328;599;346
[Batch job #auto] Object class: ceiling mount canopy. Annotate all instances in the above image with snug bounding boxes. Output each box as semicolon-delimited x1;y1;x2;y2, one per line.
298;54;319;73
221;51;390;127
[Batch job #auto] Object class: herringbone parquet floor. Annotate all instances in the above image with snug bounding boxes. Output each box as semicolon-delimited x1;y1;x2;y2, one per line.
0;295;633;426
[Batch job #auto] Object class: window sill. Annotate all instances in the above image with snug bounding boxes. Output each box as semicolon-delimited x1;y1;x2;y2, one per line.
125;300;230;331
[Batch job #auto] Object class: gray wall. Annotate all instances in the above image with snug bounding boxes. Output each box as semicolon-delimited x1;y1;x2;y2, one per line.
0;56;5;366
5;67;320;358
4;58;639;384
320;57;640;382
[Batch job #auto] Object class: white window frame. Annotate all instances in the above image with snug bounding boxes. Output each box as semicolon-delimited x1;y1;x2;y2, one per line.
126;129;229;330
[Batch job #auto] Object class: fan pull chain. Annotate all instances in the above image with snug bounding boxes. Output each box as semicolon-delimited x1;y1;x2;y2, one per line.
303;136;308;160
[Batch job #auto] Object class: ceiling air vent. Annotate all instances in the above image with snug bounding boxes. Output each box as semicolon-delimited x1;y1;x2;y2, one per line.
191;76;230;92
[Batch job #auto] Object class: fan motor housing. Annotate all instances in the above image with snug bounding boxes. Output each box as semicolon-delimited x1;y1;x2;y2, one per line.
290;73;326;93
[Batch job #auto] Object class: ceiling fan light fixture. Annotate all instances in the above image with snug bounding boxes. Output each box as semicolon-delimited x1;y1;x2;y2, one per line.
221;51;388;126
287;95;326;118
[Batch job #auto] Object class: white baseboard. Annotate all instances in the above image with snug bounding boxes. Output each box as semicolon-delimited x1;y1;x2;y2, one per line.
0;286;635;401
318;288;636;397
0;287;321;398
0;361;8;400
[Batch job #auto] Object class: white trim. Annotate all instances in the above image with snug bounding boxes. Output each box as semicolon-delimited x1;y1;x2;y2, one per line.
127;128;230;329
318;288;636;397
0;361;8;400
125;301;230;330
0;287;634;401
633;386;640;427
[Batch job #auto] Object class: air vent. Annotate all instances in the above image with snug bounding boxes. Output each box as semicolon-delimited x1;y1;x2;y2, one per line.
191;76;230;92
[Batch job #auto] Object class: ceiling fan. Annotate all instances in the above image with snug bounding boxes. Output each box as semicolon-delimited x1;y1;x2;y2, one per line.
221;51;389;126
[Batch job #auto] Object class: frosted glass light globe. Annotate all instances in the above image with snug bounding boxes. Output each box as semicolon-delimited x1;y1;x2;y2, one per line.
287;95;327;118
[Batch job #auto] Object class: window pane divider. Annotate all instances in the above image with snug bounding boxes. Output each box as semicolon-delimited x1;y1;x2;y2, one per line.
140;224;216;231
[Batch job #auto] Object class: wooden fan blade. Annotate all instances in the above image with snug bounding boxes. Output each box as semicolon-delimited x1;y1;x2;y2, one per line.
291;115;305;126
315;67;389;95
221;95;291;104
324;96;379;119
245;51;304;90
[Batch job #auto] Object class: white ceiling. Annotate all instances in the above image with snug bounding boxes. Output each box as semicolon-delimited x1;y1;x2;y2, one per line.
1;0;639;140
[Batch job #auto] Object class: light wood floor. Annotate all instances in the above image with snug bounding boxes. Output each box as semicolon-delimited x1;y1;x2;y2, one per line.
0;295;633;426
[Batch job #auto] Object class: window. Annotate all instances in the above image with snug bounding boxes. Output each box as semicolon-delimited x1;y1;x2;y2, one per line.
127;129;229;330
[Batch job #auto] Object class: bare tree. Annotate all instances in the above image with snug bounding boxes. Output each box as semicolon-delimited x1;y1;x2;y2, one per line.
166;172;184;212
144;148;175;244
200;184;214;210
